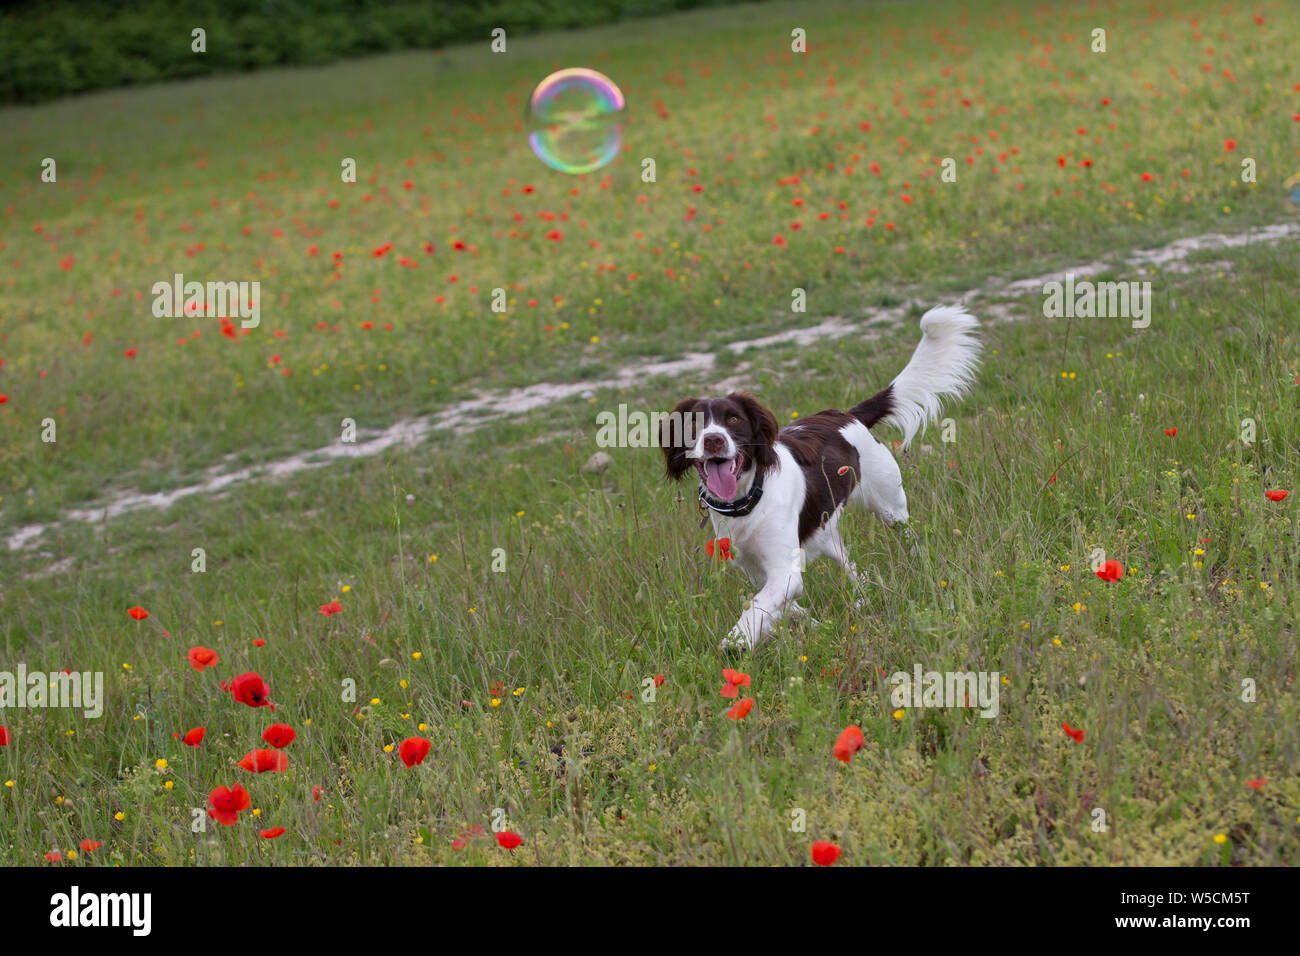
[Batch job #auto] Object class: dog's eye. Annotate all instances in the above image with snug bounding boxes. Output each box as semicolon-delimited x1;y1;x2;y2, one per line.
727;416;740;425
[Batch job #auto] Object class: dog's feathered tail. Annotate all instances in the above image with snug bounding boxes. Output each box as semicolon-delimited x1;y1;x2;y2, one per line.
850;305;981;448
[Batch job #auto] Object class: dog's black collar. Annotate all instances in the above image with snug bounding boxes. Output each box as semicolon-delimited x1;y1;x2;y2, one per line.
698;468;765;518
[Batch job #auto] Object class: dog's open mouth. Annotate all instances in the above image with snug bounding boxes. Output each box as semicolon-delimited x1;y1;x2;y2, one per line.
697;453;745;501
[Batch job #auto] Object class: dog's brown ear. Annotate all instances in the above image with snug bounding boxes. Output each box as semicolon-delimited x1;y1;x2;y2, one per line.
728;391;780;472
660;396;699;481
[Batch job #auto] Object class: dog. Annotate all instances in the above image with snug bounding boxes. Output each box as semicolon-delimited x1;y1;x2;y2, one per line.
660;305;980;650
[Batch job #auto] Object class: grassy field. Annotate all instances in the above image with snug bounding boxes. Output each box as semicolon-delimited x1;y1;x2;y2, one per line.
0;0;1297;865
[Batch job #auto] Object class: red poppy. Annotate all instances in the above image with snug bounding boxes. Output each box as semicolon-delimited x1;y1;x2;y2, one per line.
252;638;266;647
45;852;63;863
720;668;751;699
1095;559;1124;583
1062;721;1085;743
1163;427;1176;437
259;827;287;839
79;839;102;852
0;725;8;746
188;646;219;671
811;841;842;866
208;784;251;825
398;736;431;768
228;672;273;709
496;831;523;849
726;698;754;720
238;749;289;773
704;537;733;561
312;784;323;802
654;674;665;687
127;606;149;620
1245;777;1268;790
1224;138;1237;151
833;725;865;763
173;726;206;747
1265;489;1288;502
319;600;343;616
263;723;296;748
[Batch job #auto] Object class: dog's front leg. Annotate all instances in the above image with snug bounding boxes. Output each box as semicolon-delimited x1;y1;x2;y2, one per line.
721;564;804;652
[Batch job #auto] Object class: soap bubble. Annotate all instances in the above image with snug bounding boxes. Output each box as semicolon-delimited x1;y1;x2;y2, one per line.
527;68;625;174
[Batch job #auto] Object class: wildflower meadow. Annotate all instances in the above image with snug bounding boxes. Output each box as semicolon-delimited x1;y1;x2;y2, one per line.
0;0;1296;885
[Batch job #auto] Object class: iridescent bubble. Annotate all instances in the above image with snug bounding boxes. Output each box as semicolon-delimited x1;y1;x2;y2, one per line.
1286;172;1300;209
527;68;625;174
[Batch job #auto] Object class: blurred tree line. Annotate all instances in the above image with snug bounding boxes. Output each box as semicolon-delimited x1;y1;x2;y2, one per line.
0;0;742;104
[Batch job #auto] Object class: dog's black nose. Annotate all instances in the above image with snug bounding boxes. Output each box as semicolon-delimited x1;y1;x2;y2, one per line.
702;434;728;456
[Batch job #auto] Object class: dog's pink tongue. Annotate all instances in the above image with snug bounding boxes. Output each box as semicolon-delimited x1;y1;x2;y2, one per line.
704;460;738;500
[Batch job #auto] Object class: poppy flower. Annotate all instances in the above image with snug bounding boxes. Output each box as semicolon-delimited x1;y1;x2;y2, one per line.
1163;427;1176;437
654;674;665;687
208;784;251;825
1245;778;1268;790
0;725;8;746
312;784;323;802
262;723;296;748
1265;489;1288;502
1095;560;1124;583
45;852;63;863
726;698;754;720
252;638;265;647
127;606;149;620
319;600;343;616
833;725;865;763
259;827;287;839
173;726;206;747
704;537;733;561
496;831;523;849
1062;721;1085;743
238;749;288;773
228;672;273;709
79;840;102;852
720;668;751;699
398;736;431;768
187;646;219;671
811;841;842;866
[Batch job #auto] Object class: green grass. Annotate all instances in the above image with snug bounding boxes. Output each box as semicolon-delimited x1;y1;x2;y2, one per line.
0;0;1297;866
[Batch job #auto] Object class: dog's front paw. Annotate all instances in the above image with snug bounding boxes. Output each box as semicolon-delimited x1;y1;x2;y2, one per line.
720;628;753;654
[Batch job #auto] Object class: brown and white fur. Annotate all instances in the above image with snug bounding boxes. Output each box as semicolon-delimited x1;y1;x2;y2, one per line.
661;306;980;651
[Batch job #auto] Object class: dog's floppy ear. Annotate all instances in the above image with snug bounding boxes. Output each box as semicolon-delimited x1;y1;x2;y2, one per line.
728;391;779;471
660;396;699;481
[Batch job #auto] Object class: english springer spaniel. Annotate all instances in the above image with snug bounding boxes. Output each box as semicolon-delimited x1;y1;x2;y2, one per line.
661;306;980;651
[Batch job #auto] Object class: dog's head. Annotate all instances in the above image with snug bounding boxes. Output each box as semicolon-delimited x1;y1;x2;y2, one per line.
660;392;780;501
